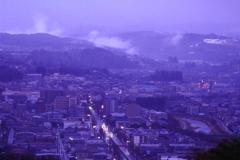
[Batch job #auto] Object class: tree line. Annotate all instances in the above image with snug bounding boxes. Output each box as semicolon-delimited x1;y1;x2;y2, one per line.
0;65;23;82
151;70;183;81
135;97;166;111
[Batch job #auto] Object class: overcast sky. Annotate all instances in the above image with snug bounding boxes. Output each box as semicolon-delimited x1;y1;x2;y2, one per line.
1;0;240;37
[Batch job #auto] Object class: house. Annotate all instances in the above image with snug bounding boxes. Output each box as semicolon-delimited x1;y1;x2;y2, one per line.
157;153;183;160
131;134;148;146
15;132;36;143
75;149;89;160
93;151;113;160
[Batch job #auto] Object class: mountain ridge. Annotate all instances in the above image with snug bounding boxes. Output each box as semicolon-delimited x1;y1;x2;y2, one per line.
1;32;240;69
117;31;240;62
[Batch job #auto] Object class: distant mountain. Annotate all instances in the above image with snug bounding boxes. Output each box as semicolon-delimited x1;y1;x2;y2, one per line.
0;33;94;49
25;47;139;69
77;48;139;69
118;31;240;63
0;33;141;69
2;32;240;70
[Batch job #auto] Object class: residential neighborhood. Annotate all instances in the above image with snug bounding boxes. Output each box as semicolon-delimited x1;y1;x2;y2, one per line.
0;60;240;160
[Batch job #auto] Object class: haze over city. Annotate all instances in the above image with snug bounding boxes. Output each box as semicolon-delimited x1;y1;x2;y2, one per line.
1;1;240;160
1;0;240;37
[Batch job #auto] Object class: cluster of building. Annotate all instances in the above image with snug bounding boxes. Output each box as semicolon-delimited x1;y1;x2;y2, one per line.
0;66;240;160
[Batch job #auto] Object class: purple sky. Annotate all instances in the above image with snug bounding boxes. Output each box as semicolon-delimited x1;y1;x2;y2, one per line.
1;0;240;37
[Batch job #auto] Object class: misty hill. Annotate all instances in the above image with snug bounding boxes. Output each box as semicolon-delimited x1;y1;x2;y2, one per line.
0;33;144;69
118;31;240;63
77;48;138;69
2;32;240;69
25;47;139;69
0;33;94;49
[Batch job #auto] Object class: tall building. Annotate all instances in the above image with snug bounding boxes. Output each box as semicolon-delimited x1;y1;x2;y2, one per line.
104;98;118;115
69;97;78;107
125;103;142;123
40;89;66;103
68;105;85;118
187;105;199;115
8;95;27;108
0;102;13;112
54;96;69;111
16;104;26;110
37;98;45;112
125;103;141;117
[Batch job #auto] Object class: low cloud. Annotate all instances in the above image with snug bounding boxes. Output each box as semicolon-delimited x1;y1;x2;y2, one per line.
170;33;183;46
29;13;63;36
5;13;63;36
86;30;138;55
164;33;183;46
32;14;47;33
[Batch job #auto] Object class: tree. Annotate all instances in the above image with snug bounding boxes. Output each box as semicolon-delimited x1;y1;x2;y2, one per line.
168;56;178;64
135;97;166;111
0;65;23;82
36;66;46;76
151;121;161;129
130;123;140;129
195;138;240;160
151;70;183;81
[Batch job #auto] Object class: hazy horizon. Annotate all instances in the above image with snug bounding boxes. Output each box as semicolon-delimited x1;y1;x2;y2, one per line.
1;0;240;38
